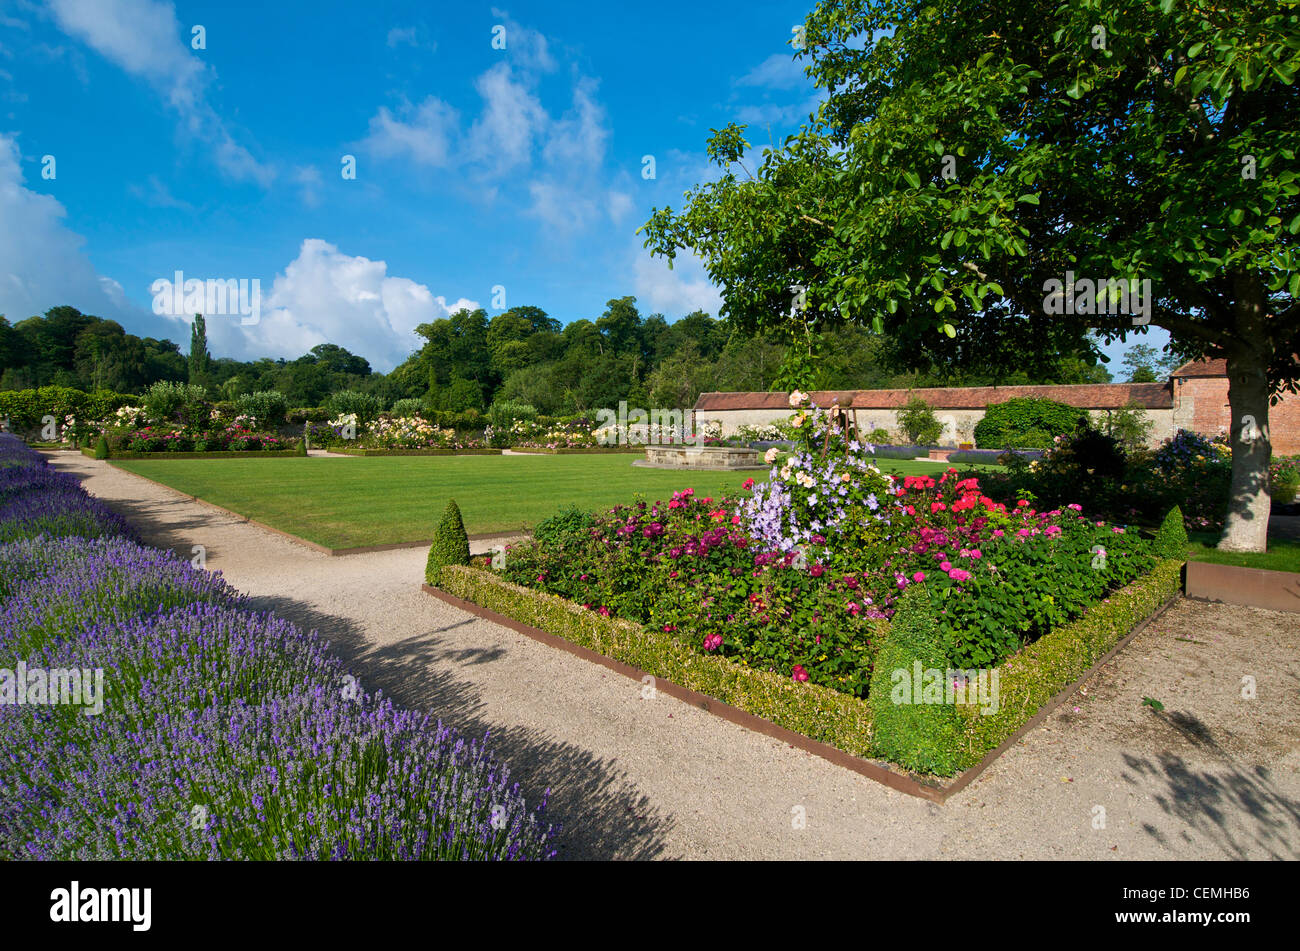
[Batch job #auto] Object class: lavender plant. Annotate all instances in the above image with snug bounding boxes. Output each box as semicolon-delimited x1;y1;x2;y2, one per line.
0;434;556;860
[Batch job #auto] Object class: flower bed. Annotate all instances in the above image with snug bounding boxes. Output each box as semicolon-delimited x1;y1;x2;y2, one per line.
0;434;555;860
434;558;1182;777
330;447;502;456
83;447;303;460
485;394;1161;693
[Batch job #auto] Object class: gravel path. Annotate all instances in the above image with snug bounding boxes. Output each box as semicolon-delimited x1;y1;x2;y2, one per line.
49;452;1300;860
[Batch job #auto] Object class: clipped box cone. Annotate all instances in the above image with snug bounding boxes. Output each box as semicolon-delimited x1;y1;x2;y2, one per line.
426;499;471;586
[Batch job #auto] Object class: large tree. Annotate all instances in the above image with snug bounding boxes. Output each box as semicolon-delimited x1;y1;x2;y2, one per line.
641;0;1299;551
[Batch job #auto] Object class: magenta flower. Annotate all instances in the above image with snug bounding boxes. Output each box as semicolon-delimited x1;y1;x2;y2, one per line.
791;665;809;682
703;634;722;651
912;571;926;582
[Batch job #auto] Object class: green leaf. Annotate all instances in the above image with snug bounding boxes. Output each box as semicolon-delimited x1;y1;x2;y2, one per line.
1017;193;1040;205
1187;41;1204;59
940;230;954;250
1229;208;1245;226
942;323;956;338
903;170;921;189
1289;213;1300;235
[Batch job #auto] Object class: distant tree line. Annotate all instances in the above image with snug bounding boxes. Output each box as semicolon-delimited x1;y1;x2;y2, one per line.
0;299;1117;413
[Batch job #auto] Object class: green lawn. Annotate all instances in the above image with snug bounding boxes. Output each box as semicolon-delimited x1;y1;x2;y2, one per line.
1186;532;1300;573
111;454;991;549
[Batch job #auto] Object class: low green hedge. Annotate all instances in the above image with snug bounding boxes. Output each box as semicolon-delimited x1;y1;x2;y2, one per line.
509;447;645;454
509;446;647;454
89;448;303;460
951;558;1184;769
438;557;1183;777
437;565;878;757
331;447;502;456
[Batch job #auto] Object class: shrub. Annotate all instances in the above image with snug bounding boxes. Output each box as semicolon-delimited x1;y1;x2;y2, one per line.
1104;401;1155;453
296;437;308;457
141;381;208;427
1273;466;1300;504
867;585;963;775
426;500;471;585
93;435;110;460
235;390;288;428
867;427;891;445
286;406;330;425
1153;505;1188;558
0;433;555;861
388;398;425;418
532;504;596;549
327;390;383;423
974;397;1087;449
487;400;538;428
897;396;943;445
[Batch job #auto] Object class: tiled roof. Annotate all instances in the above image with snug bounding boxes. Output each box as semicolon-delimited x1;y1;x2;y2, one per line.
1171;358;1228;377
696;381;1174;412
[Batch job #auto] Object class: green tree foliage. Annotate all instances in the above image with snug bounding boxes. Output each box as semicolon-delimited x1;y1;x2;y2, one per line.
640;0;1299;552
188;314;211;386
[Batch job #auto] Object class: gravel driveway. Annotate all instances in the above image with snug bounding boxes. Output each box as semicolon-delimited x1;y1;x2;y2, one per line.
48;453;1300;860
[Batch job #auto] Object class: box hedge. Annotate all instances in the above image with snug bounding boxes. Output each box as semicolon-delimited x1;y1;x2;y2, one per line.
425;500;471;585
867;586;964;775
435;558;1184;778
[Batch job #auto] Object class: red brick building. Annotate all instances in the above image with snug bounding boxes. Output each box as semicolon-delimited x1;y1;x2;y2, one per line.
694;359;1300;454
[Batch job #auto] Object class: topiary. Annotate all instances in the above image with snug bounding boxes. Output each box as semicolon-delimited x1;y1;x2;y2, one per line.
868;585;964;776
296;437;308;457
974;397;1085;449
93;435;110;460
425;500;471;586
1153;505;1188;559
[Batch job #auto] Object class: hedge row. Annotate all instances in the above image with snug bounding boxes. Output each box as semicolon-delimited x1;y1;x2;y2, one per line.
0;387;137;431
330;447;502;456
950;558;1184;769
438;558;1183;778
508;447;646;455
84;448;304;460
437;565;879;757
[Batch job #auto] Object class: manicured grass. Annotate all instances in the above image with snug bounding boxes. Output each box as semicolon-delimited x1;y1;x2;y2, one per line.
1186;532;1300;573
110;454;995;549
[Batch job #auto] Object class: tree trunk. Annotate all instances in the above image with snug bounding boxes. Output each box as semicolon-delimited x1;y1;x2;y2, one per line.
1218;278;1272;553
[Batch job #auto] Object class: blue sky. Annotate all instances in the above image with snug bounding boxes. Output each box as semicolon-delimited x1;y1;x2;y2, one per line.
0;0;1166;373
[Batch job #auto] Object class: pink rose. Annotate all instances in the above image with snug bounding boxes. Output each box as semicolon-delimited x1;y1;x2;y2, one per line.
791;665;809;682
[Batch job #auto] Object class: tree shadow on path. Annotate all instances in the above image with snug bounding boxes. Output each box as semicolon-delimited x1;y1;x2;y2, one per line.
1121;710;1300;860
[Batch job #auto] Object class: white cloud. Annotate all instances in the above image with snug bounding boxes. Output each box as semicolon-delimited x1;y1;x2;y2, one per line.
386;26;417;48
128;173;193;210
194;239;477;372
464;63;548;173
488;8;555;73
292;166;322;208
0;133;139;323
633;248;722;318
363;95;459;167
47;0;272;186
735;54;808;91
